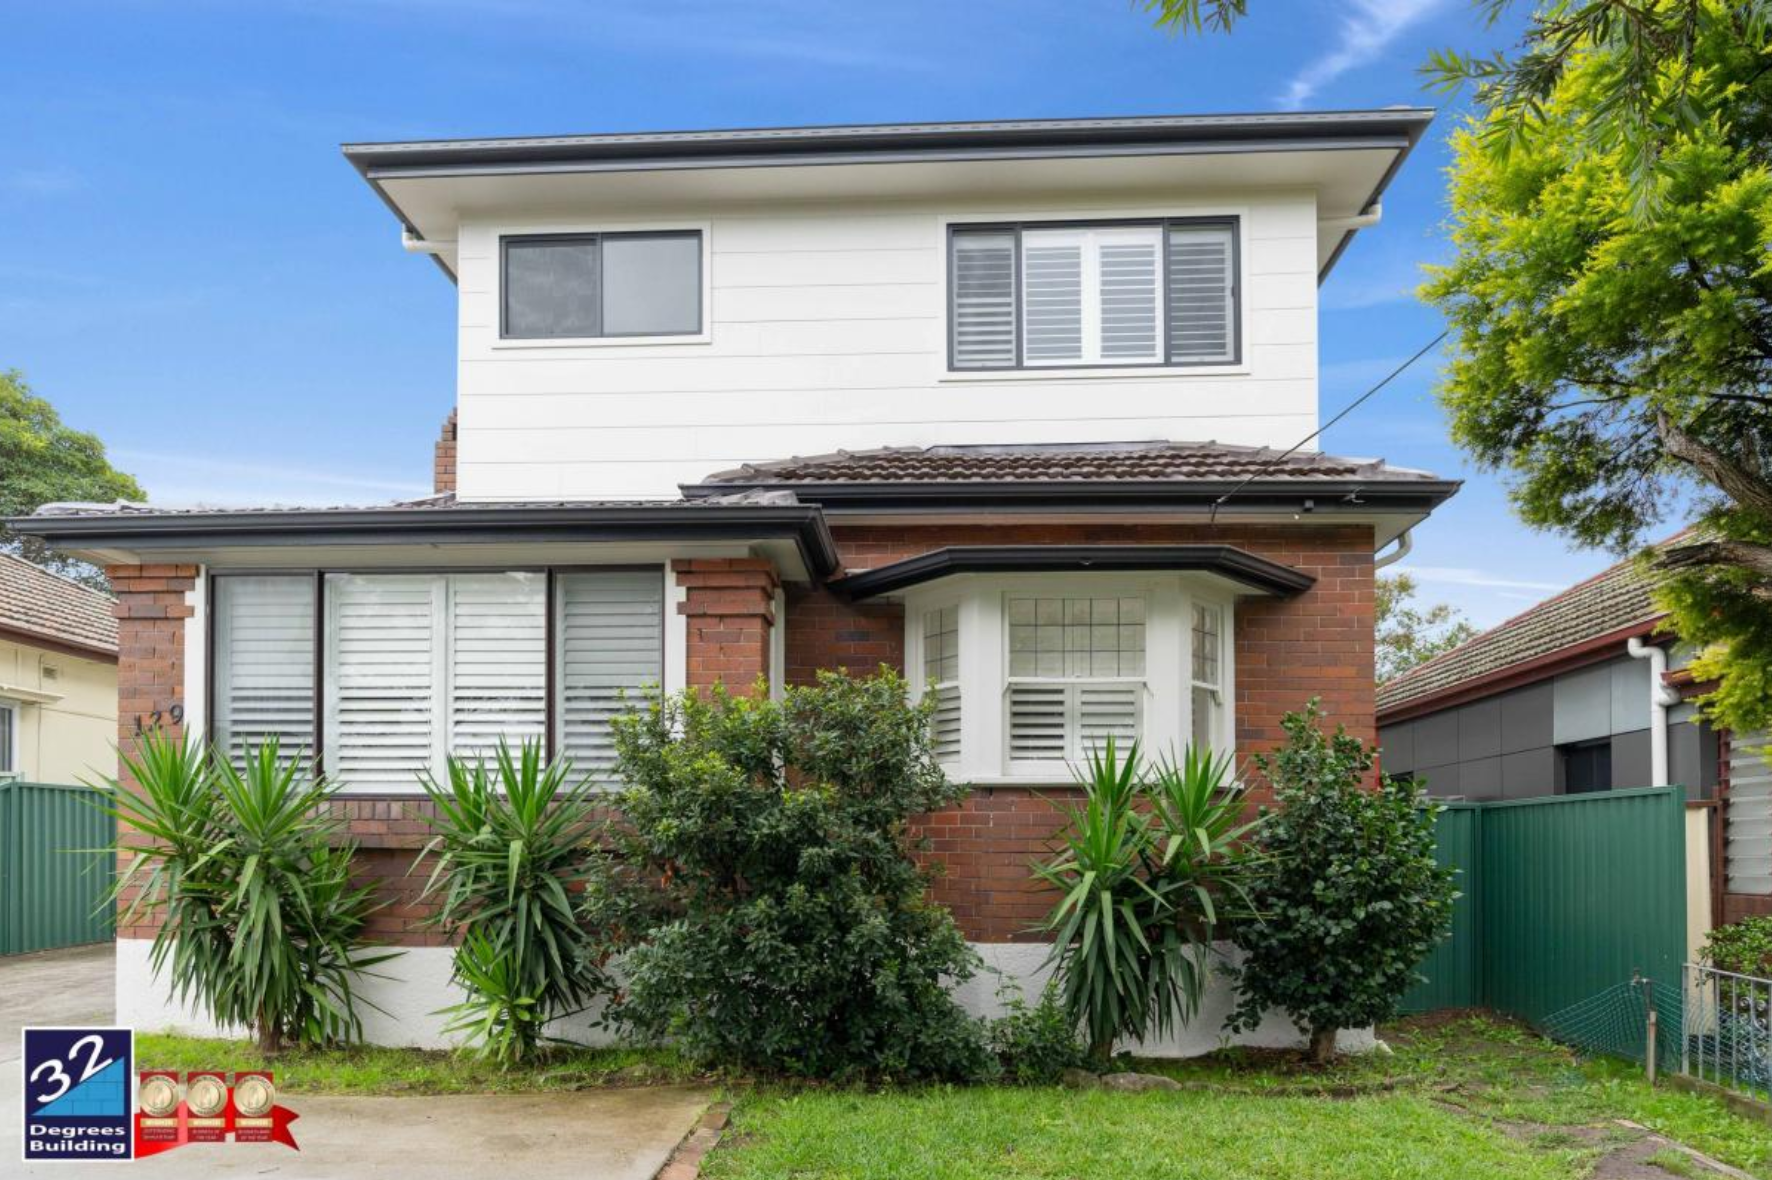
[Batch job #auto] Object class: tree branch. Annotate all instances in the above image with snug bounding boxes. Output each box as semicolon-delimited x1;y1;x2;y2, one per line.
1656;412;1772;518
1654;538;1772;580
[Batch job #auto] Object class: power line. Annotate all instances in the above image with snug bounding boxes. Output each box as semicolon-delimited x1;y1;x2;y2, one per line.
1208;330;1449;524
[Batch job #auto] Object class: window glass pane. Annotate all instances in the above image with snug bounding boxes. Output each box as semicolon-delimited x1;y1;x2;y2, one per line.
448;572;546;763
1097;228;1162;362
558;570;664;778
1192;604;1221;685
325;574;439;792
923;606;959;685
0;705;13;773
1168;223;1236;363
601;234;701;336
1008;596;1145;679
214;575;316;768
951;231;1017;368
1191;685;1219;752
504;238;599;338
1021;232;1084;365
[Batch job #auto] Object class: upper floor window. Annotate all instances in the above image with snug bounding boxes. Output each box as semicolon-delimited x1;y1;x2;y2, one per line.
0;699;16;778
949;219;1238;371
501;231;702;340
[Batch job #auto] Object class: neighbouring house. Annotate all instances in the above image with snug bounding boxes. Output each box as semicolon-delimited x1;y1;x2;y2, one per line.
0;553;118;785
1377;542;1770;933
15;109;1460;1052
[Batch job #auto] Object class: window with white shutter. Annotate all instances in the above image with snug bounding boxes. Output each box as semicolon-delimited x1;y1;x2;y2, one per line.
1727;732;1772;895
949;218;1237;370
1006;596;1145;770
556;570;664;778
921;605;962;765
325;575;442;791
213;575;316;767
447;572;547;763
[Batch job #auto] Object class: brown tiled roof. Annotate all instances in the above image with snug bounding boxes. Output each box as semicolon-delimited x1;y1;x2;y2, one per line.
1376;546;1672;716
696;441;1443;486
0;552;118;657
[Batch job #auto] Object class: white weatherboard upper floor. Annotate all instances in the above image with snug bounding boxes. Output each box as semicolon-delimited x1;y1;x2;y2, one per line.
345;111;1433;501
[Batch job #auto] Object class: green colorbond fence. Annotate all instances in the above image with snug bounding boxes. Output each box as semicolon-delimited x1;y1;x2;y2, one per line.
0;781;115;956
1403;786;1688;1026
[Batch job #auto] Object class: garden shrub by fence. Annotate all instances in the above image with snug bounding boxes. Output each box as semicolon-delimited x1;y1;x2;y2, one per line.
1403;787;1688;1028
0;781;115;956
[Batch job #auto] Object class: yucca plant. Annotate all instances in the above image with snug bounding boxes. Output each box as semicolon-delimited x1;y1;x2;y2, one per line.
102;730;392;1053
415;739;604;1064
1034;738;1260;1065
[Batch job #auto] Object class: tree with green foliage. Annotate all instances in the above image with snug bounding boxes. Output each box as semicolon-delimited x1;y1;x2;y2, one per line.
1147;0;1772;741
0;369;144;589
585;672;993;1082
1377;573;1480;683
1227;700;1456;1063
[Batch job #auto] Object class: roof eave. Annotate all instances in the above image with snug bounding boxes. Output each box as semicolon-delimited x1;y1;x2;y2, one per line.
830;544;1315;599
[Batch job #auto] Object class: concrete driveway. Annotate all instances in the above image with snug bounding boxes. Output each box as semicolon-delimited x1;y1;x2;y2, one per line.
2;944;713;1179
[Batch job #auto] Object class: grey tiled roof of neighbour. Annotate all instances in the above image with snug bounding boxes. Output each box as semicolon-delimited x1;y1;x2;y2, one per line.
1376;547;1671;716
0;552;118;656
695;441;1444;487
23;489;802;518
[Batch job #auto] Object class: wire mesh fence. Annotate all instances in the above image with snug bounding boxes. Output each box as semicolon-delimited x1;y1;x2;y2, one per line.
1682;963;1772;1105
1540;975;1683;1072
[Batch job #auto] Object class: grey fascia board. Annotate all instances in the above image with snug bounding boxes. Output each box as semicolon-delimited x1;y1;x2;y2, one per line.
830;544;1316;599
9;505;842;579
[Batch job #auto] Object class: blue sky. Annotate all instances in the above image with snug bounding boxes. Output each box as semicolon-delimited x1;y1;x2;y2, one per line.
2;0;1625;627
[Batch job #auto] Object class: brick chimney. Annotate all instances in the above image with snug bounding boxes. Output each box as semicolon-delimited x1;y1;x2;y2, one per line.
433;410;457;494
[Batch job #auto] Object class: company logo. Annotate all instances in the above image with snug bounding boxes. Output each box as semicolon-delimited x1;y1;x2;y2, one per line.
22;1027;135;1162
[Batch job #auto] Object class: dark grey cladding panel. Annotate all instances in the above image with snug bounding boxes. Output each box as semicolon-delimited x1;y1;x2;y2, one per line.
1458;756;1503;801
1610;729;1654;790
1500;748;1557;800
1669;721;1709;799
1458;697;1502;762
1415;763;1461;798
1500;681;1555;755
1380;722;1415;774
1415;710;1461;770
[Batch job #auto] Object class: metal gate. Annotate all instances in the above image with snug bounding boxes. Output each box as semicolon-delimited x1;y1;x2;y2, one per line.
1404;786;1688;1025
0;781;115;956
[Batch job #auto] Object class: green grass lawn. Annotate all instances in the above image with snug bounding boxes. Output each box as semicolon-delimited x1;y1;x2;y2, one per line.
704;1015;1772;1180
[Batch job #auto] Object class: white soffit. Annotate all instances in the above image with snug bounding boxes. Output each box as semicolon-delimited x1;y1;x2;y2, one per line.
378;147;1402;278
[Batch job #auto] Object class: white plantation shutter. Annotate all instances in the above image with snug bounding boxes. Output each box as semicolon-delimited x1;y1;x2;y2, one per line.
1096;230;1162;362
557;570;664;778
1005;595;1146;769
1077;683;1141;752
1167;223;1236;363
1007;684;1068;762
950;231;1017;369
1022;231;1085;365
213;576;315;765
447;573;546;763
930;684;963;764
325;575;441;791
1727;731;1772;895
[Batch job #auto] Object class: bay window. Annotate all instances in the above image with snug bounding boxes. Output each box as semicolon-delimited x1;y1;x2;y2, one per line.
908;576;1233;780
948;218;1238;371
210;568;664;790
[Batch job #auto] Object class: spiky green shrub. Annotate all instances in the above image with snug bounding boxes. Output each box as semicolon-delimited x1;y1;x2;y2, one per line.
414;740;604;1064
104;731;391;1052
586;672;992;1082
1034;739;1260;1064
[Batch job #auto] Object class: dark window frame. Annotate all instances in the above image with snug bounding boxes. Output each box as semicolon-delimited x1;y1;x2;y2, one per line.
945;216;1242;373
1559;737;1614;795
499;230;704;341
205;565;667;791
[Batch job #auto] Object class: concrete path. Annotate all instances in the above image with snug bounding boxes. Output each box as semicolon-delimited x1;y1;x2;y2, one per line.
2;944;714;1179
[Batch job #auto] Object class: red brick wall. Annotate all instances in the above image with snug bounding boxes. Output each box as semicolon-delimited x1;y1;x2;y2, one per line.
675;557;779;695
108;564;198;940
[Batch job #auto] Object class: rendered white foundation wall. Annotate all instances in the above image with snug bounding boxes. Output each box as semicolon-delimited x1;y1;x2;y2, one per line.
118;938;1372;1057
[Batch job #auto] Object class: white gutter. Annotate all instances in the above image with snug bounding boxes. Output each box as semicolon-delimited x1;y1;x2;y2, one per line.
1626;636;1684;787
1373;528;1412;570
1319;203;1383;234
402;230;456;254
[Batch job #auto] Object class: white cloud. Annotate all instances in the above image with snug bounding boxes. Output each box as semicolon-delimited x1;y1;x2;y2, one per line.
1279;0;1444;109
1394;565;1566;594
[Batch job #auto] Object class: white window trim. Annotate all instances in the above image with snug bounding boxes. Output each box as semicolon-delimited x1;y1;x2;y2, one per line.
0;698;19;779
937;207;1250;381
906;573;1235;785
491;219;714;349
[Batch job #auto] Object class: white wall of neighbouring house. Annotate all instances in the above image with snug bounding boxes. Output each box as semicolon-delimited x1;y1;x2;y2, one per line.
450;190;1321;501
0;636;116;785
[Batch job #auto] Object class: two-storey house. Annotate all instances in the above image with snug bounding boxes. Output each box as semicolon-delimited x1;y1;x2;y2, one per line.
19;110;1459;1052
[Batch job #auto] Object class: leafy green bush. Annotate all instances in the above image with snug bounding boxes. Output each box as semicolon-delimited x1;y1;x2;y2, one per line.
1702;916;1772;978
415;741;605;1064
1034;740;1260;1064
986;984;1086;1084
105;732;391;1053
586;672;992;1082
1226;700;1456;1062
